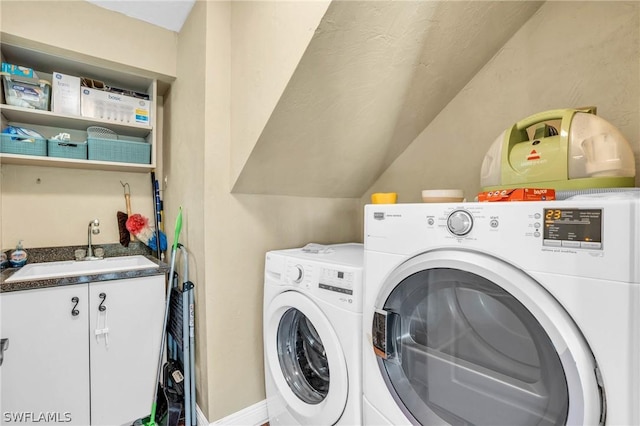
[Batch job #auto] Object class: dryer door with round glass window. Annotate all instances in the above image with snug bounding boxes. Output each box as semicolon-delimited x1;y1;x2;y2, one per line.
372;250;604;425
265;291;348;425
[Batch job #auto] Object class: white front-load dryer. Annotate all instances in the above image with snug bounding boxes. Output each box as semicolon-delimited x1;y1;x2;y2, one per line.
363;193;640;425
264;243;363;425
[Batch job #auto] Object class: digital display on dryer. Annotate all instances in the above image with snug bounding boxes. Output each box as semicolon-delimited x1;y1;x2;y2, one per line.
543;208;602;249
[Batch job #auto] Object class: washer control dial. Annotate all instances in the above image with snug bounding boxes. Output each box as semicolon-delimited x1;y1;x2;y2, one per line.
288;264;304;283
447;210;473;236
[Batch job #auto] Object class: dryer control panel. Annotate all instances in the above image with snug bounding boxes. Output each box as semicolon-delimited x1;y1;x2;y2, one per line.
542;208;603;249
364;196;639;283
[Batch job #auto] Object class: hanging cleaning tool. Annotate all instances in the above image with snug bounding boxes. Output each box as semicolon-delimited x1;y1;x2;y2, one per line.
150;171;162;259
134;207;183;426
155;177;163;233
125;183;134;241
117;181;133;247
126;214;167;252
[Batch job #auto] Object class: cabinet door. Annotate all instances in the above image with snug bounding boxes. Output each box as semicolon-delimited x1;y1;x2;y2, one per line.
89;276;165;426
0;285;90;425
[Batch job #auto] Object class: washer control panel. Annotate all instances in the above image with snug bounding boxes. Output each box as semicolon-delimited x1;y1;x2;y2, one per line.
285;262;313;288
280;258;363;312
266;244;364;313
319;267;355;295
287;264;304;283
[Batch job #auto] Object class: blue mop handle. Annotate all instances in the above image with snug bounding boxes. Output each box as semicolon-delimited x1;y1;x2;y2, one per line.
154;180;162;231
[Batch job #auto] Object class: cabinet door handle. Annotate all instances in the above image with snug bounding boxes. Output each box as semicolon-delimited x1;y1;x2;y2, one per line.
71;297;80;316
0;338;8;367
98;293;107;312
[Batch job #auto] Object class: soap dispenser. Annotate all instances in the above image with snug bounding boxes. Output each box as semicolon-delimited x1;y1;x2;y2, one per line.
9;240;28;268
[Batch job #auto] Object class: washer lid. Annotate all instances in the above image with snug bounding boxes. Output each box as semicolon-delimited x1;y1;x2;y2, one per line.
268;243;363;269
372;249;604;426
265;291;348;424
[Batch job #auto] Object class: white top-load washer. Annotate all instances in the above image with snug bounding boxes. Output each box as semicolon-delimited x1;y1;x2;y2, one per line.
264;243;364;425
363;192;640;425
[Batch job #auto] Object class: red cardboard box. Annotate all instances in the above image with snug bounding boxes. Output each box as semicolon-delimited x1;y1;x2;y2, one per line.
478;188;556;202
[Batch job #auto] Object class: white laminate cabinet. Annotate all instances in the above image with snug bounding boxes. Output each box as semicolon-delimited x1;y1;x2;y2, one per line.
89;276;165;426
0;275;165;426
0;285;91;425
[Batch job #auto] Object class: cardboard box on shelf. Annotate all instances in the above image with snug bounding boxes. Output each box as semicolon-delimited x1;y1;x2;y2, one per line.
1;62;35;78
80;87;150;125
478;188;556;202
51;72;81;116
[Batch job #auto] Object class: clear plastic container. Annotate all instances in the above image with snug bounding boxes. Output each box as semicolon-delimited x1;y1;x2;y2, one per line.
1;72;51;111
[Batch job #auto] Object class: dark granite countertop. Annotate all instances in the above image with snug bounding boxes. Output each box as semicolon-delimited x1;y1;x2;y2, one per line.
1;242;169;293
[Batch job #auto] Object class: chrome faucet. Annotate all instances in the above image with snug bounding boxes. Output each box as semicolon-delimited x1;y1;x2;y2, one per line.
86;219;101;260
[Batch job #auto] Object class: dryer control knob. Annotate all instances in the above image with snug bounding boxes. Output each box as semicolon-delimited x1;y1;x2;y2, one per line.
447;210;473;236
288;265;304;283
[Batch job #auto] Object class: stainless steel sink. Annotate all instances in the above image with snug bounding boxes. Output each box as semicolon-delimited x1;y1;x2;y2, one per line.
4;255;158;283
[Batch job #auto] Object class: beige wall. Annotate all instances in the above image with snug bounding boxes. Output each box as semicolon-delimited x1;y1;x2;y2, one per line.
231;1;544;198
163;0;209;418
230;0;331;185
362;1;640;210
0;1;177;250
169;1;361;421
1;165;154;248
0;0;177;81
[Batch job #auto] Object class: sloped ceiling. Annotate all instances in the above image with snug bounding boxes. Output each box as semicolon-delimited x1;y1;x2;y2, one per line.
232;0;544;197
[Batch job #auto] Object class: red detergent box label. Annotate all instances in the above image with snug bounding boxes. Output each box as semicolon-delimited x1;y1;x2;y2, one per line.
478;188;556;202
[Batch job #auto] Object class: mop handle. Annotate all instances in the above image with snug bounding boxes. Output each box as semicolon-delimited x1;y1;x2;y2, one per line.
150;247;177;416
149;207;182;424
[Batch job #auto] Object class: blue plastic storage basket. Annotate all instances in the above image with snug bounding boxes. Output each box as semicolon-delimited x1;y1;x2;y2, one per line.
0;133;47;156
48;139;88;160
88;135;150;164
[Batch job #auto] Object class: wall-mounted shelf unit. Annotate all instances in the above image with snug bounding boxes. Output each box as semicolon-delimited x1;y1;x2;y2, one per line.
0;36;159;173
0;152;153;173
0;104;152;138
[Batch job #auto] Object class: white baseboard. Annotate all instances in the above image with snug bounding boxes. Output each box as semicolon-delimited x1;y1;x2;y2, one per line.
198;400;268;426
196;404;209;426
